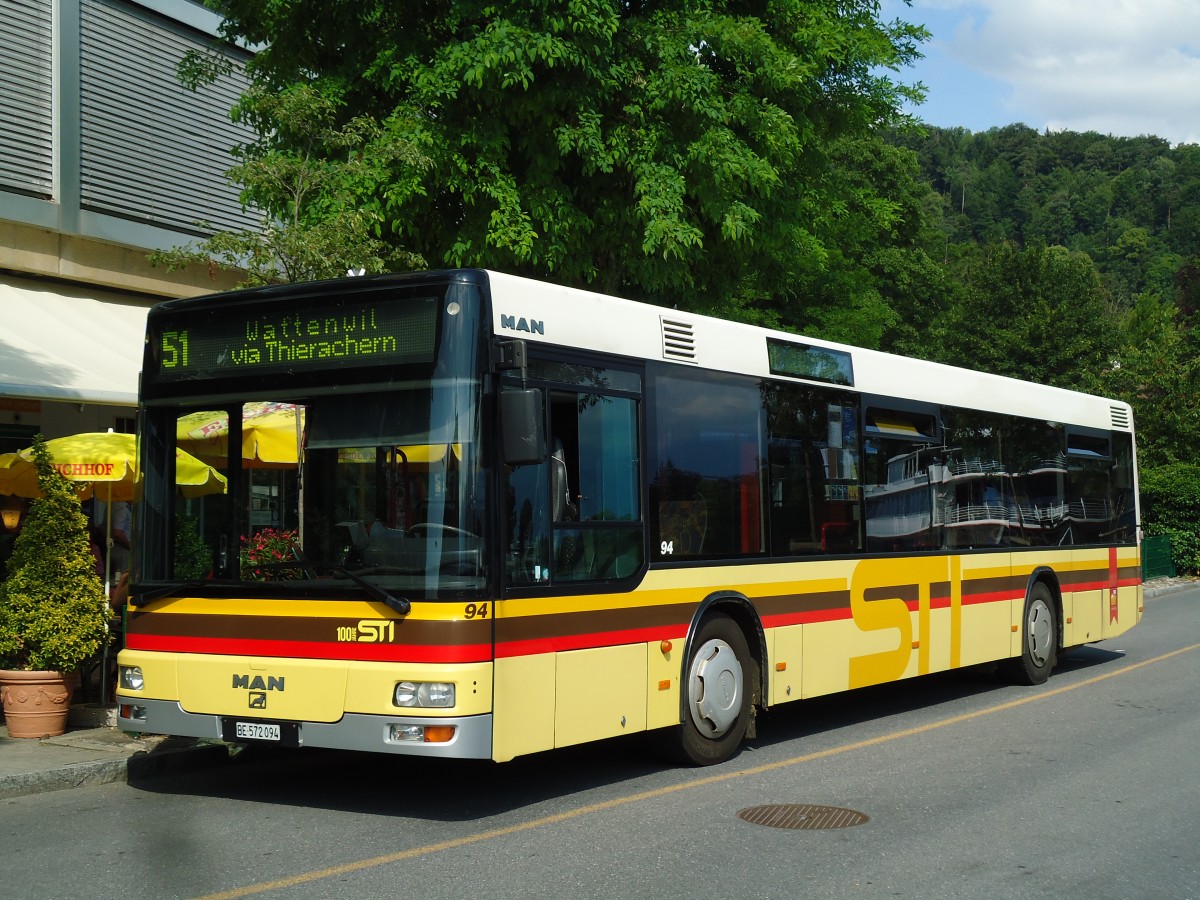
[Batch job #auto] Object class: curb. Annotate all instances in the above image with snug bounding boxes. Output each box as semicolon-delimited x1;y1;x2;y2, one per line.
0;740;231;800
0;756;130;800
1143;580;1199;599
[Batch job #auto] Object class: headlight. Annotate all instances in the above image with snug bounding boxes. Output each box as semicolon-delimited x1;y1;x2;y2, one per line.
418;682;455;707
119;665;144;691
393;681;455;708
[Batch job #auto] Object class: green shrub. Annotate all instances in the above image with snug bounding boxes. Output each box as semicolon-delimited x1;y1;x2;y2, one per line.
0;436;110;672
1140;462;1200;575
174;511;211;581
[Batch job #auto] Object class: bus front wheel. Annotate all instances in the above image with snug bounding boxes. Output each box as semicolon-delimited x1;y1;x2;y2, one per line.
674;614;751;766
1003;581;1058;685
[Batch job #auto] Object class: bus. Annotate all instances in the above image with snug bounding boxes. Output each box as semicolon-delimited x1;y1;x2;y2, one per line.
116;269;1142;765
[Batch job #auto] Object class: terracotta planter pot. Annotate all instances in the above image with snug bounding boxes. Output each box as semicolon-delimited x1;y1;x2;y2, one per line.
0;669;76;738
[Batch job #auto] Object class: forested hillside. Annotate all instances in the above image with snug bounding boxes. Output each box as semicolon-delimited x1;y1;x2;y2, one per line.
883;125;1200;568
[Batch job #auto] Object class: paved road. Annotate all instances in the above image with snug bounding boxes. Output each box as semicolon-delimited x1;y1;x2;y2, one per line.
2;589;1197;899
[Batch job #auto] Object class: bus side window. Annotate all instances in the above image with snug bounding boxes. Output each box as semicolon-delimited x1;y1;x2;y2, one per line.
650;370;764;560
765;385;861;556
504;385;551;585
553;391;643;582
862;406;940;552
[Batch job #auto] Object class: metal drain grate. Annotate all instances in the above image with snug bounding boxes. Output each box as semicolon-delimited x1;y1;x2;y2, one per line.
736;804;869;830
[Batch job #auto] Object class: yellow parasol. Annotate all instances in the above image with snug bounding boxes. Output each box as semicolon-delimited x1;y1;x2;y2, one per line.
176;402;304;468
0;432;226;503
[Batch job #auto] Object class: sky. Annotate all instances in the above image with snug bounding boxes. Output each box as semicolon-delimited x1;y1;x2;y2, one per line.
880;0;1200;146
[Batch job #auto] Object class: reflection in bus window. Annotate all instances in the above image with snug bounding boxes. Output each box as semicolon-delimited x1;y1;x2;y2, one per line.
764;384;861;555
160;384;483;592
504;366;644;586
863;407;940;552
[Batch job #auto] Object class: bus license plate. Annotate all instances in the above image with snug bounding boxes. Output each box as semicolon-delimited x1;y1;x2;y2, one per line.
221;718;299;746
237;721;279;741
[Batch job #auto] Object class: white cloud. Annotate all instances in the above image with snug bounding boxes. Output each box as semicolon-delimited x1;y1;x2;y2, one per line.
903;0;1200;144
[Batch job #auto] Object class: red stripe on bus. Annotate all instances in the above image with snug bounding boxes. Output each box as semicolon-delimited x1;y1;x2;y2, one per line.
1066;577;1141;593
123;634;492;664
496;624;690;658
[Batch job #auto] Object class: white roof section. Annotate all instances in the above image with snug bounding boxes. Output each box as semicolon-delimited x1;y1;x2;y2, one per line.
0;277;152;405
484;270;1132;433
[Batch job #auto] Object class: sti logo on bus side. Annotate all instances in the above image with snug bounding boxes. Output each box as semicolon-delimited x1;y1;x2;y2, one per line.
500;314;544;335
232;674;285;692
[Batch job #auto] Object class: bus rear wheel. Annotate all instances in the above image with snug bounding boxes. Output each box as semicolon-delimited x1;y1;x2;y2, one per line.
674;614;751;766
1003;582;1058;685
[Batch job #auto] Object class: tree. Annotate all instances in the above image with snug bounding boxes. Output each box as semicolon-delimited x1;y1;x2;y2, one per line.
0;437;109;673
178;0;927;322
1102;293;1200;470
152;82;429;285
935;243;1119;391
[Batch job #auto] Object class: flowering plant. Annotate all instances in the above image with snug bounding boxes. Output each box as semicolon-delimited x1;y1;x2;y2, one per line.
240;528;301;581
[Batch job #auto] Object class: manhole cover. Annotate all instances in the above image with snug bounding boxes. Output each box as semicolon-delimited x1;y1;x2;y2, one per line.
736;804;869;830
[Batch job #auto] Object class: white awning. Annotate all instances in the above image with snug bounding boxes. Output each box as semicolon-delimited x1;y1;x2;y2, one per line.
0;278;153;405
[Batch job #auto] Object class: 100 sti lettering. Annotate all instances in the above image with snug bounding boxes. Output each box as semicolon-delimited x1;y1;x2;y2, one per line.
160;306;398;369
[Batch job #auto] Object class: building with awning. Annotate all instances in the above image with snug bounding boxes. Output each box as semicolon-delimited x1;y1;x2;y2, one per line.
1;0;251;456
1;278;149;404
0;277;152;451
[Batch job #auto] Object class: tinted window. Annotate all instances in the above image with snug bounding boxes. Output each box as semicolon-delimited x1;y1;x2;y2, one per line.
764;383;861;555
863;406;940;551
651;370;764;560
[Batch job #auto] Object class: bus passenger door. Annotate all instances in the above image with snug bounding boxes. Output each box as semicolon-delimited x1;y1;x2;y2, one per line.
493;363;647;760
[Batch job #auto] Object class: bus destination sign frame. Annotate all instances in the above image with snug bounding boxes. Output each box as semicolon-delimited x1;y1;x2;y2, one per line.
150;293;440;382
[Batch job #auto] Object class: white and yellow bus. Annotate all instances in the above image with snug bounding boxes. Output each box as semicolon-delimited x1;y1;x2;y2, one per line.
117;269;1142;765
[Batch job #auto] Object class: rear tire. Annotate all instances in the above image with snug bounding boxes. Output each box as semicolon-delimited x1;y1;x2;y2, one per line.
1003;582;1058;685
668;614;752;766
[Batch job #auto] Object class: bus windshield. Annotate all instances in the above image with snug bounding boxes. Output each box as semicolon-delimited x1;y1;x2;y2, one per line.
139;377;485;599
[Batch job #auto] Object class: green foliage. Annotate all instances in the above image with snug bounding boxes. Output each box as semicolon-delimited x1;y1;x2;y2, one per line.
933;242;1119;391
1139;463;1200;574
151;81;429;285
891;125;1200;309
0;437;110;673
166;0;928;325
174;512;212;581
1101;322;1200;470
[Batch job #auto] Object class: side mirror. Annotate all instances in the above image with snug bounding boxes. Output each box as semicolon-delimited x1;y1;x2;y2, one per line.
501;389;547;466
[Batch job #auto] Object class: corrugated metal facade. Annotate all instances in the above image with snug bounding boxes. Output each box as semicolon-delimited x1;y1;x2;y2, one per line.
79;0;256;234
0;0;55;197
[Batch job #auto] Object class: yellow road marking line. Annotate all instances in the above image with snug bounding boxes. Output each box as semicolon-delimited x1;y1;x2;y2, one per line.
198;643;1200;900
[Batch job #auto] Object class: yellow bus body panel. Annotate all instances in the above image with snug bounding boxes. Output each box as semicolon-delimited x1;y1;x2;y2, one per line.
554;643;647;749
647;640;681;730
493;653;555;762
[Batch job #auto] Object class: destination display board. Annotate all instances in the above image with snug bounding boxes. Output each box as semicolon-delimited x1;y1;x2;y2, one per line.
148;293;440;381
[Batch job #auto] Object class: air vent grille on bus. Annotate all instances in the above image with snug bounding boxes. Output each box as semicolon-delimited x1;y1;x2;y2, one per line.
1110;405;1131;430
661;317;697;362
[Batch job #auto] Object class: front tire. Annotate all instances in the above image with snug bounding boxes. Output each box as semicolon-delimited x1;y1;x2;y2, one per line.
674;614;752;766
1003;581;1058;685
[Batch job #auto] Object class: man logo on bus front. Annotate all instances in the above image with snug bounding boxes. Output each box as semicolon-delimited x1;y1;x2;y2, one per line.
249;693;267;709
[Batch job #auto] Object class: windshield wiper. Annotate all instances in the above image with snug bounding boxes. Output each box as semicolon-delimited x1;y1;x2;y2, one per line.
253;558;411;615
331;566;411;615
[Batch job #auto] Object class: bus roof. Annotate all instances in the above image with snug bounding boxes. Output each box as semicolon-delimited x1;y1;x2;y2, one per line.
484;269;1132;434
147;267;1131;434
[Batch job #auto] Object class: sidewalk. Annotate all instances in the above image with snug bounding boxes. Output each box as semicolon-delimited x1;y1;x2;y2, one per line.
0;706;227;800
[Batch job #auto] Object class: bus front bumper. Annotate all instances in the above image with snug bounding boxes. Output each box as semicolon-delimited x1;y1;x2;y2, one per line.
118;697;493;759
